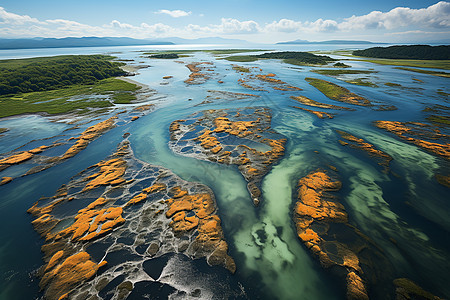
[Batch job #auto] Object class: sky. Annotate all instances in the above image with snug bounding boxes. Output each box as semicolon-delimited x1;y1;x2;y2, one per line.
0;0;449;43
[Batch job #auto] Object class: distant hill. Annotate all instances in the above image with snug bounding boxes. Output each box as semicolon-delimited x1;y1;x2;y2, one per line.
353;45;450;60
0;37;173;50
277;39;381;45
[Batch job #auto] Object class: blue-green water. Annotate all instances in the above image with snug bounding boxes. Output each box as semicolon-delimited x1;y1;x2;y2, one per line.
0;46;449;299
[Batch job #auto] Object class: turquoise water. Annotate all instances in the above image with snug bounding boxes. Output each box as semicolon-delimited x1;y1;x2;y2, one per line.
0;46;449;299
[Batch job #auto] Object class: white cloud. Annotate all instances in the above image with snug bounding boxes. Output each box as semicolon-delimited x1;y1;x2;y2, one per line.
339;1;450;31
0;2;449;42
0;6;44;25
156;9;191;18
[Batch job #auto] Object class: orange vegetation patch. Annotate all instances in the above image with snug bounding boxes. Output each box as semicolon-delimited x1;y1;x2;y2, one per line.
293;170;369;299
195;130;221;150
0;144;51;171
40;251;103;300
435;174;450;188
184;62;214;85
213;116;257;137
125;183;166;206
55;205;125;242
290;95;352;110
83;158;127;191
165;186;236;273
134;104;154;111
163;76;173;79
131;116;139;121
60;116;117;160
0;176;12;185
336;130;392;172
374;121;450;160
293;106;334;119
256;74;302;91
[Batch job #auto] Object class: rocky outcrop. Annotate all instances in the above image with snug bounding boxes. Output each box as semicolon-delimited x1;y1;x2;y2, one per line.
169;107;286;205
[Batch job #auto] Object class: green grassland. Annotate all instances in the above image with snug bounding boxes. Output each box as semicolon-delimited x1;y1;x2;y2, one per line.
312;69;376;76
344;78;378;87
0;54;141;118
143;49;267;57
394;67;450;78
224;51;336;66
0;78;140;118
310;50;450;70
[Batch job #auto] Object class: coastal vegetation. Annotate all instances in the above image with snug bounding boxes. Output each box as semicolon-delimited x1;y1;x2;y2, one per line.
0;55;142;117
0;78;140;118
305;77;371;106
344;78;378;87
148;53;179;59
225;51;336;66
0;55;127;95
395;67;450;78
315;49;450;69
353;45;450;60
312;69;376;76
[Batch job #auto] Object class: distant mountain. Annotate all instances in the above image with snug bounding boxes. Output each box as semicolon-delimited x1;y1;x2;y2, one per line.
159;36;250;44
277;39;383;45
0;37;173;50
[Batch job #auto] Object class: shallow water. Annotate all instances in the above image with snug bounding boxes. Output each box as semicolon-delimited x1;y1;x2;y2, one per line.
0;46;449;299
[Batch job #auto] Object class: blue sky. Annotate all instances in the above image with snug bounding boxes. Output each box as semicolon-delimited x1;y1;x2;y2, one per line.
0;1;449;43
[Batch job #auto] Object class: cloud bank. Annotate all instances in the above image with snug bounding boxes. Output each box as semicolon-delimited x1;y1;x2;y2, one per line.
0;2;449;42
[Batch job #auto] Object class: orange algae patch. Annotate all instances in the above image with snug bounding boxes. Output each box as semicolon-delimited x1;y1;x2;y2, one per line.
293;106;334;119
126;183;167;206
374;121;450;160
83;158;127;191
256;74;302;91
293;170;369;298
195;130;221;150
131;116;139;121
134;104;154;111
40;251;101;300
336;130;393;172
59;116;117;160
165;187;235;272
184;62;213;84
163;75;173;79
0;176;13;185
0;151;34;166
213;117;257;137
290;95;351;110
347;272;369;300
54;201;125;243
